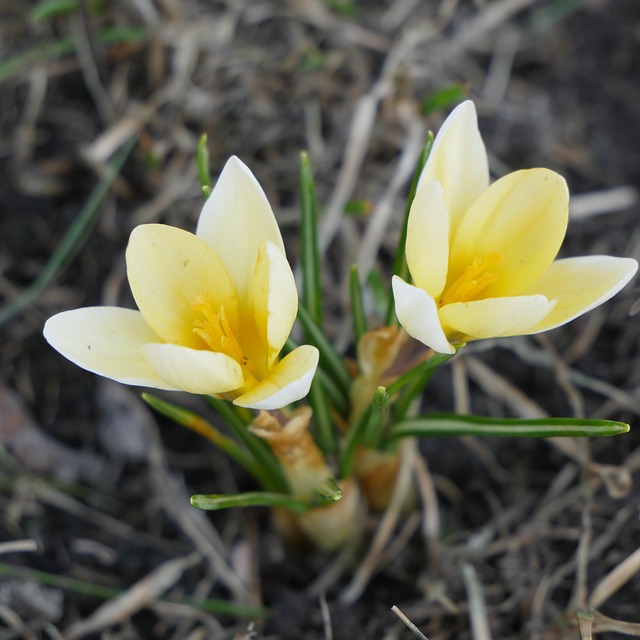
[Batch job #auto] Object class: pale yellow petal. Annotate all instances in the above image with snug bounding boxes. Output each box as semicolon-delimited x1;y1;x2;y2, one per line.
523;256;638;334
418;100;489;233
392;276;454;354
196;156;285;302
439;295;556;340
126;224;237;347
247;241;298;371
450;169;569;297
234;345;319;410
142;343;244;394
43;307;175;389
406;181;450;298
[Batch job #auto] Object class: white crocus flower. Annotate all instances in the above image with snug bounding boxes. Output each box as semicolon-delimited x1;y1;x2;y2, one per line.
45;157;319;410
393;101;638;354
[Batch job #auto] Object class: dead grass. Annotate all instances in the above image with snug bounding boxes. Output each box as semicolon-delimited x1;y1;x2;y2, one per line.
1;0;640;638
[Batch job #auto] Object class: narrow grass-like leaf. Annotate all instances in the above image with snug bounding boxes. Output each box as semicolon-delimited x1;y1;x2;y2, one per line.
315;477;343;502
0;562;265;617
284;337;349;414
0;135;137;326
387;351;455;397
191;492;312;513
421;85;468;115
339;404;373;478
349;264;367;345
385;414;630;443
142;394;274;490
385;132;434;325
362;386;391;448
297;304;351;393
299;152;324;326
205;396;289;494
196;133;212;195
31;0;79;21
309;379;338;454
0;28;148;83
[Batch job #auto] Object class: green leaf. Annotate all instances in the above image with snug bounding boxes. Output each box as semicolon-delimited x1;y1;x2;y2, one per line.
362;387;391;448
299;152;324;327
0;28;147;84
315;477;343;502
421;85;468;116
385;132;434;325
191;492;313;513
308;378;338;454
205;396;290;494
296;305;351;394
196;133;212;195
387;351;456;397
0;136;137;326
385;414;630;443
349;265;367;346
0;562;265;618
31;0;79;21
339;404;373;478
142;394;274;490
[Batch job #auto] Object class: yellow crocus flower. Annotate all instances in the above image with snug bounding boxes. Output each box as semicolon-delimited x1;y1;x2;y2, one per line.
44;157;319;409
393;101;638;354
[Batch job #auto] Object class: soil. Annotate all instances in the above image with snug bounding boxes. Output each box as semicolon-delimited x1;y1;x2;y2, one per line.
1;1;640;638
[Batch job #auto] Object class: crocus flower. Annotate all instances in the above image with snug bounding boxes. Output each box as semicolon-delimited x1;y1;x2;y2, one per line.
44;157;319;410
393;101;638;354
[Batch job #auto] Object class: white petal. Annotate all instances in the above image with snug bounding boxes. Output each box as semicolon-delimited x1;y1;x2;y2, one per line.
142;343;244;395
523;256;638;333
234;345;319;410
196;156;285;302
392;276;454;354
43;307;174;389
418;100;489;233
406;180;450;298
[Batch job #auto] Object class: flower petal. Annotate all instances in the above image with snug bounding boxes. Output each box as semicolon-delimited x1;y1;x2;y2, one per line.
406;180;450;298
247;241;298;373
392;276;454;354
439;295;556;340
450;168;569;297
126;224;237;347
43;307;174;389
141;343;244;394
523;256;638;333
196;156;285;302
418;100;489;234
234;345;319;410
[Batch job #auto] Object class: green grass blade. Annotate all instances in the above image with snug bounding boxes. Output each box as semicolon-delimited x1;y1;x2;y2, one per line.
385;132;434;325
385;414;630;443
300;152;324;326
205;396;290;494
339;404;372;478
349;264;367;345
0;562;265;618
296;304;351;393
191;491;313;513
196;133;212;196
0;135;137;326
284;337;349;415
142;394;276;490
308;378;338;454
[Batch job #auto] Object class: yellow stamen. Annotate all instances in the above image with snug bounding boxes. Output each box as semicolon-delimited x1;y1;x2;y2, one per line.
440;252;501;306
192;293;247;365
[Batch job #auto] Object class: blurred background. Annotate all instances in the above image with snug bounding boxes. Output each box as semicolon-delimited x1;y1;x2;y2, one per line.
1;0;640;638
